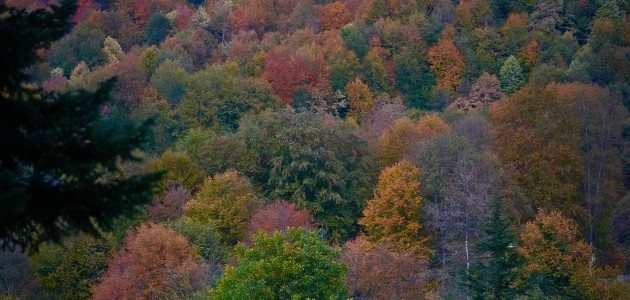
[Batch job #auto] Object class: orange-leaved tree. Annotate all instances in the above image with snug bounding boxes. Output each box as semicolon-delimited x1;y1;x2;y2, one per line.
262;47;328;105
359;161;430;257
376;114;450;167
491;87;583;221
550;83;629;263
376;118;420;167
228;0;279;35
428;35;465;93
318;2;352;31
417;113;451;136
344;77;374;122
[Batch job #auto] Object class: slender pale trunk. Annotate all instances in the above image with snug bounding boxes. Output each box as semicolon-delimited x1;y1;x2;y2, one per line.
465;231;470;274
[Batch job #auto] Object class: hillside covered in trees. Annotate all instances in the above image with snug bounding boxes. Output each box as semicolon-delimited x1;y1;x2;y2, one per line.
1;0;630;298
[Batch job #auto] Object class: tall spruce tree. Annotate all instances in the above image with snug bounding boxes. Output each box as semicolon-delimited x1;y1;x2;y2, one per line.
463;199;524;299
0;0;160;251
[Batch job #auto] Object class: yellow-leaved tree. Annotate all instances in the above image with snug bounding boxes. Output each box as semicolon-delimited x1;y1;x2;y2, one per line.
184;170;260;245
359;161;430;258
345;77;374;122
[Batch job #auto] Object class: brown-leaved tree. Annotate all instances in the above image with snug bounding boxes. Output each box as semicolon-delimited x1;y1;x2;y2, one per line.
92;224;204;299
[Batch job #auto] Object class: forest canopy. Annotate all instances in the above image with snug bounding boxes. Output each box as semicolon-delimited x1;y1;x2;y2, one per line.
1;0;629;299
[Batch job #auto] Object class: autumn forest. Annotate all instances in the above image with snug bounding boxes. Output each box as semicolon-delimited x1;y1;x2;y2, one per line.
1;0;630;299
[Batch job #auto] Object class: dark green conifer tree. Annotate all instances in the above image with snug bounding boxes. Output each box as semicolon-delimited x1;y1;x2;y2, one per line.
463;199;524;300
0;0;160;251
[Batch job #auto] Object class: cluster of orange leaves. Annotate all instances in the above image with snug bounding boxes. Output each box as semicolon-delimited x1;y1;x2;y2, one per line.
318;2;352;31
427;37;466;93
247;201;315;237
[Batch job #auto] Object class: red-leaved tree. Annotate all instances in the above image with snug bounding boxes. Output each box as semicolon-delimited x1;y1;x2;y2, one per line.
247;201;316;237
262;48;328;105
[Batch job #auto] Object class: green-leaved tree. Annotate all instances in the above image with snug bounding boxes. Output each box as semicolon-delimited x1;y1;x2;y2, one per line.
464;200;524;299
212;228;348;299
499;55;526;94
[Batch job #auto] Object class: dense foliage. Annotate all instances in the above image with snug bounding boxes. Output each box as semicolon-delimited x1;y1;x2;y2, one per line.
464;200;523;300
2;0;630;298
359;161;430;257
91;224;205;299
212;228;348;299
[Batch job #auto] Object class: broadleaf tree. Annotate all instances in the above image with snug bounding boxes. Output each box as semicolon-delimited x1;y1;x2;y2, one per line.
91;223;205;299
212;228;348;300
237;110;375;241
499;55;526;94
359;161;431;257
183;170;260;245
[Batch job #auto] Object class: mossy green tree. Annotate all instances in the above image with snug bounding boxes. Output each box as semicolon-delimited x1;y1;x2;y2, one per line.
167;218;226;285
139;46;160;77
340;24;368;59
176;63;276;131
236;110;375;241
394;48;436;109
147;150;205;191
499;55;526;94
29;234;115;300
212;228;348;300
47;25;105;75
150;59;188;105
145;13;172;46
